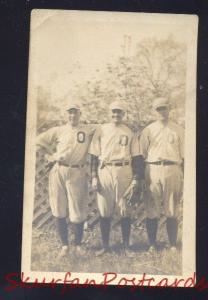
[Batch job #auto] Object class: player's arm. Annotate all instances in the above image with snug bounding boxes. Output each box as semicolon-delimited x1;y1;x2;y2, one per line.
130;133;146;192
87;123;99;135
131;155;145;181
36;127;58;154
138;127;150;160
90;154;100;191
91;154;99;178
88;126;101;191
179;126;185;173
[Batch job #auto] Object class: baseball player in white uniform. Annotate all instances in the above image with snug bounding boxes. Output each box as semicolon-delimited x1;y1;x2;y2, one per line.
139;97;184;252
89;101;144;256
36;103;95;257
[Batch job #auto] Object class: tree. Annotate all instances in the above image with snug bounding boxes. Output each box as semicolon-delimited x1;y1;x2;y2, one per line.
37;36;186;130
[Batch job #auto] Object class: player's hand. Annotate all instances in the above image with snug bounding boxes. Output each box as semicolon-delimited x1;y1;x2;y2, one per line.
45;154;56;163
119;198;127;217
45;154;57;170
131;179;139;194
92;177;99;192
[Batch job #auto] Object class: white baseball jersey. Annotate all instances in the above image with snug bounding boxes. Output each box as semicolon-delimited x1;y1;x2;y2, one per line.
37;123;95;165
89;123;141;161
139;120;184;163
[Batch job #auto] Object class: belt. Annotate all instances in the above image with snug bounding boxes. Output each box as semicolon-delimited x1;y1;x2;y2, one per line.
58;162;85;168
147;160;178;166
100;161;130;167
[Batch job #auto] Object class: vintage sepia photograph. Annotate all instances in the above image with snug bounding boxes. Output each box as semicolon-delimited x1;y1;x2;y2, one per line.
22;10;197;285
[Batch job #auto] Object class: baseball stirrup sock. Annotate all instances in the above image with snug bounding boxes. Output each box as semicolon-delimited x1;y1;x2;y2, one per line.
100;217;111;249
55;217;68;246
146;218;158;245
121;217;131;247
166;217;178;246
74;222;84;245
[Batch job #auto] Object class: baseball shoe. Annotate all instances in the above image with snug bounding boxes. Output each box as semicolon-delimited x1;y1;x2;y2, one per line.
170;246;177;254
58;245;69;258
95;247;109;256
147;244;157;254
162;243;177;252
75;245;87;256
122;246;135;258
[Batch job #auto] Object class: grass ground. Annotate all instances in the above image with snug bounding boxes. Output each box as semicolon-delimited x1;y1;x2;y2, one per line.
31;221;182;276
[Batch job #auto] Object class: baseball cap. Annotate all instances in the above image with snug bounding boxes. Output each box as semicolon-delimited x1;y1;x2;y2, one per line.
109;101;126;111
152;97;170;110
66;102;80;111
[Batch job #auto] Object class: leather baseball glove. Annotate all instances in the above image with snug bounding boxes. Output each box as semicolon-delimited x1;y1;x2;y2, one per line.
125;179;146;207
119;179;146;216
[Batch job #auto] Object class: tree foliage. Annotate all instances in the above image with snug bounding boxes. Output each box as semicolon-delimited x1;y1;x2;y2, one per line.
37;36;186;133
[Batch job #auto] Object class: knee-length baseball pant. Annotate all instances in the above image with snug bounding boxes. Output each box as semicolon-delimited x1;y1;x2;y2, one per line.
48;164;88;223
97;165;133;218
145;164;183;219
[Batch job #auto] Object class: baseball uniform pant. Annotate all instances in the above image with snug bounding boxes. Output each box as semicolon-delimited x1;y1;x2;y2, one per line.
48;163;88;223
145;164;183;219
97;164;133;218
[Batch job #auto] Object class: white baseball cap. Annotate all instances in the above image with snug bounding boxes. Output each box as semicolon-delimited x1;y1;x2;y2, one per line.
66;102;80;111
109;101;126;111
153;97;170;110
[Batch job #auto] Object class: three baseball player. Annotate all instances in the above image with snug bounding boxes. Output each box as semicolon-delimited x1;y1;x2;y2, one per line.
37;97;184;256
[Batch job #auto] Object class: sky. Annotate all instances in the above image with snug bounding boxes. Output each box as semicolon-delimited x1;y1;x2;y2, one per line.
28;10;196;103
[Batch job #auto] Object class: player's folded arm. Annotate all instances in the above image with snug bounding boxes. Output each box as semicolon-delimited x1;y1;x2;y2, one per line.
36;127;59;154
